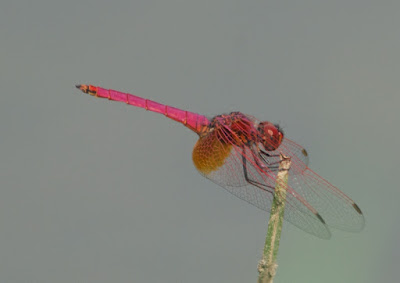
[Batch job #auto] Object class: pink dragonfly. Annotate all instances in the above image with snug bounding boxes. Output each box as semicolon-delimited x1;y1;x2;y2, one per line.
76;84;364;239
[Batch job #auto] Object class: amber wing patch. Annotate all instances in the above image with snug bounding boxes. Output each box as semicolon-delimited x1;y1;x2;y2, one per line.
192;131;232;175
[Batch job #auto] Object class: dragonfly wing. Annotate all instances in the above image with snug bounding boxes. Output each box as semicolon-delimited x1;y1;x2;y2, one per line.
265;137;364;231
288;168;365;232
194;137;331;239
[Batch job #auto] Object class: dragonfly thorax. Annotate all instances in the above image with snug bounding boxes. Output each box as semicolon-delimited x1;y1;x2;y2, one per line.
209;112;258;146
192;112;285;175
207;112;284;151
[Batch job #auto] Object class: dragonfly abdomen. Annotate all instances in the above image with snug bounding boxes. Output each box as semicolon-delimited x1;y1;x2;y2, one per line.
76;84;210;134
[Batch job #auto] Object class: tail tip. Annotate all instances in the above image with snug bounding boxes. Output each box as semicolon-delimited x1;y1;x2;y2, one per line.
75;84;90;94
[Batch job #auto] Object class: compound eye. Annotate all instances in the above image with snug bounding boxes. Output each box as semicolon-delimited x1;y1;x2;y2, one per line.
258;122;283;151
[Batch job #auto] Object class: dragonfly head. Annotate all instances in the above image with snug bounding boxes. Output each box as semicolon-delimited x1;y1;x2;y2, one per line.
257;121;284;151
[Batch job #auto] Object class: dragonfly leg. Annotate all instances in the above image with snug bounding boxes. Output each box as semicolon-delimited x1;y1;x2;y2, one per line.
259;150;279;157
258;150;281;171
241;150;275;193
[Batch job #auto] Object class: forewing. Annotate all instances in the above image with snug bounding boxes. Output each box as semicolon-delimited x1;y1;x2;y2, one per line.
263;137;364;232
288;168;365;232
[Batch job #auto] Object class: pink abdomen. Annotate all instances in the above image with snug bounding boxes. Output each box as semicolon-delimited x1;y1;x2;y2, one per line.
76;84;210;134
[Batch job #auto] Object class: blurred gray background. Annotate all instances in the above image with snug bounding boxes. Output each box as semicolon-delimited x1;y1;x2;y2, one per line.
1;1;399;282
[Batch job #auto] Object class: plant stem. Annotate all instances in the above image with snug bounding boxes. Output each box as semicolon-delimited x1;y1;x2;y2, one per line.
257;154;291;283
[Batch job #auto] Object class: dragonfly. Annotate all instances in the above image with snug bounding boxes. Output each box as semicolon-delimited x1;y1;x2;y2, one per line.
76;84;365;239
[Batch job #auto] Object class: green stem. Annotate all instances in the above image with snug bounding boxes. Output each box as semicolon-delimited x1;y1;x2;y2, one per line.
257;154;291;283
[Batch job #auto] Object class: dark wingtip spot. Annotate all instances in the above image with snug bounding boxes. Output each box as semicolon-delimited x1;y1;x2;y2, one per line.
316;213;326;224
75;84;81;89
302;148;308;157
353;203;363;215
